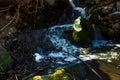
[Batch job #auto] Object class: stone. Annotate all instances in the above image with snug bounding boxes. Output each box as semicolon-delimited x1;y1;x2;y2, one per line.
102;6;113;14
104;11;120;20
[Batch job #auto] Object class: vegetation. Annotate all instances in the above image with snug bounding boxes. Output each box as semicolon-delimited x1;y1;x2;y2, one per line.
0;45;13;72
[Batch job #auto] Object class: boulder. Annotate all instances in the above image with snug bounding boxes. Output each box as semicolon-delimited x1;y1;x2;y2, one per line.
72;17;94;45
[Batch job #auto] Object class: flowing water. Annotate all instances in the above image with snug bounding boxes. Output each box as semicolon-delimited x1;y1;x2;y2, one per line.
33;0;120;80
69;0;87;19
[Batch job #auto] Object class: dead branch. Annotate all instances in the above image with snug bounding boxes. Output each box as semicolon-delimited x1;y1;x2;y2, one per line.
33;0;38;28
0;5;14;13
22;63;52;80
15;4;20;23
0;14;17;32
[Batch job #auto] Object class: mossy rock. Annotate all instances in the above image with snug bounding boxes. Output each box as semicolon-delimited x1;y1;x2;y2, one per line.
72;30;92;45
0;45;13;71
72;17;94;45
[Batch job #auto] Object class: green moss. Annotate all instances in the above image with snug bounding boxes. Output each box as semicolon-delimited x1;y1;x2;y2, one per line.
0;45;13;71
72;30;92;45
30;69;69;80
73;17;82;32
48;69;69;80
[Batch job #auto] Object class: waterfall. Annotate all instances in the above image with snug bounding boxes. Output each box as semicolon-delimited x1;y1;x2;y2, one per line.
34;0;115;65
92;24;102;40
68;0;102;41
68;0;112;48
69;0;87;19
92;24;114;47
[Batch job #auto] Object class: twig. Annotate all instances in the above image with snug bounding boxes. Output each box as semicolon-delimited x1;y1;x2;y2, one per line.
22;63;52;80
33;0;38;28
15;74;19;80
0;13;16;32
15;4;20;23
0;5;14;13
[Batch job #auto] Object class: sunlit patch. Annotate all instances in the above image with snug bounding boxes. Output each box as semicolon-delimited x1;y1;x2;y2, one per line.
73;17;82;32
33;75;42;80
34;53;44;63
49;69;69;80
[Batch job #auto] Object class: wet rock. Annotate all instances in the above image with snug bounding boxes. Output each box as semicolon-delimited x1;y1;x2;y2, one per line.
17;30;55;52
65;63;88;79
116;1;120;11
102;5;113;14
104;11;120;21
111;23;119;30
106;28;115;38
87;0;120;40
102;11;120;39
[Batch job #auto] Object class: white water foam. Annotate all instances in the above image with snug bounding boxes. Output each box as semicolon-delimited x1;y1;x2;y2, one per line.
34;23;119;63
69;0;87;19
33;0;119;65
92;40;114;47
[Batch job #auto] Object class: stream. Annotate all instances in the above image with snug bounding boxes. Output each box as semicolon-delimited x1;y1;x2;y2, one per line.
30;0;120;80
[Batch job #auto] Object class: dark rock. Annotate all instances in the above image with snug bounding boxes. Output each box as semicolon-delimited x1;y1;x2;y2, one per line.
102;5;113;15
104;11;120;21
35;0;70;28
45;0;69;7
116;1;120;11
17;30;55;52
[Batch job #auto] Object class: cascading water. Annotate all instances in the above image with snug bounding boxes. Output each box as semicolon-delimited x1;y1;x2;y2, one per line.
92;24;102;40
34;0;91;64
69;0;112;48
92;23;114;47
33;0;120;76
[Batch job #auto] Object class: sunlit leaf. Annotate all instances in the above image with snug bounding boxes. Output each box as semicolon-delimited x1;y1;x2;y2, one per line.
73;17;82;32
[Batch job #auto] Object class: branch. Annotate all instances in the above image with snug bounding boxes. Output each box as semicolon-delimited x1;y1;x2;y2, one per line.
0;5;14;13
0;14;16;32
